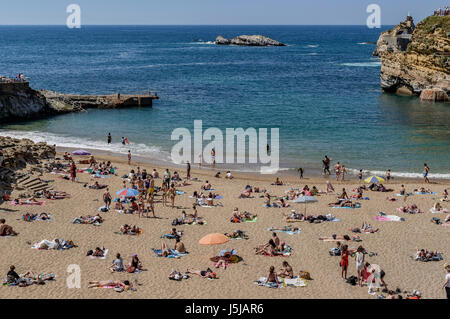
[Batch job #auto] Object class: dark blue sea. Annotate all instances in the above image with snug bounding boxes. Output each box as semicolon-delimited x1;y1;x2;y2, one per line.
0;25;449;177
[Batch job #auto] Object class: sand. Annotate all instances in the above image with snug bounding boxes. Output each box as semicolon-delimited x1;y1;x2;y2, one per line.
0;152;448;299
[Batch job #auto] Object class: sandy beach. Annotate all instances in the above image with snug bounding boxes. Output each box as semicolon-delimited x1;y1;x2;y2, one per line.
0;151;448;299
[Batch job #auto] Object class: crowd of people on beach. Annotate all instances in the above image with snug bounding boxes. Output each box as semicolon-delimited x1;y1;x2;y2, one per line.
433;7;450;16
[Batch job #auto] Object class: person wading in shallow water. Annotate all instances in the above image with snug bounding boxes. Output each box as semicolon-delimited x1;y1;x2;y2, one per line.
107;133;112;144
323;155;331;176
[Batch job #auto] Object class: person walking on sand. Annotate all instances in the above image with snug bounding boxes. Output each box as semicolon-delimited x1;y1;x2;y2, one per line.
127;150;131;165
298;167;304;179
103;188;112;210
186;161;191;180
334;162;341;181
423;163;430;183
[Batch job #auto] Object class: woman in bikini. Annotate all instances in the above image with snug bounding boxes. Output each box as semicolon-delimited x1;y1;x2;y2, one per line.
278;261;294;278
265;266;280;287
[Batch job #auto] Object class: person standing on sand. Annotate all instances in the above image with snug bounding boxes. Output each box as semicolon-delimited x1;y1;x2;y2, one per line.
323;155;331;176
386;169;391;182
211;148;216;168
443;264;450;299
355;246;365;287
340;244;349;279
423;163;430;183
107;133;111;144
186;161;191;180
334;162;341;181
127;150;131;165
340;165;346;181
358;169;363;182
70;161;77;182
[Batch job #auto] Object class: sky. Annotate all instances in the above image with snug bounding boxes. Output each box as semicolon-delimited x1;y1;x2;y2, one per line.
0;0;447;25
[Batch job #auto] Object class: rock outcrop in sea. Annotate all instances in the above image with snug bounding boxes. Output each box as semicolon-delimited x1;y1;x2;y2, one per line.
373;15;450;101
215;35;285;46
0;80;158;123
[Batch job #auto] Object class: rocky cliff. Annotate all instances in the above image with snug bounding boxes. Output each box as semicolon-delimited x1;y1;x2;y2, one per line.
0;136;55;169
0;81;158;123
373;15;450;101
215;35;285;46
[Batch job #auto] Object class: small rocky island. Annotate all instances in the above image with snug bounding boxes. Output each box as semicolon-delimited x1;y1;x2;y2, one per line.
215;35;285;46
373;15;449;101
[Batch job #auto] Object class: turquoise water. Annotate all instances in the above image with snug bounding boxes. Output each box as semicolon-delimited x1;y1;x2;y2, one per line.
0;25;449;177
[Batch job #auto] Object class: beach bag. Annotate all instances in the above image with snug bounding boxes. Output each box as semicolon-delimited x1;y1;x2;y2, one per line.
346;276;357;286
100;207;108;212
126;266;136;273
299;271;311;280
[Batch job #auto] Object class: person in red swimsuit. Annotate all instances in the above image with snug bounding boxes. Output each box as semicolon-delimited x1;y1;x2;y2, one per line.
340;245;349;279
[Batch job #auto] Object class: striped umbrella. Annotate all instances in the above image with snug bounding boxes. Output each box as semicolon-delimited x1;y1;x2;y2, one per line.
116;188;139;197
364;175;385;184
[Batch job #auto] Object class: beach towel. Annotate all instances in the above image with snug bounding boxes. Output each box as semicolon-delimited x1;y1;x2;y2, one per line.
114;229;143;236
415;192;436;195
332;203;361;209
89;249;109;260
175;190;185;195
430;208;449;214
267;227;301;235
374;215;404;222
396;193;413;197
11;200;45;206
254;276;306;288
244;216;258;223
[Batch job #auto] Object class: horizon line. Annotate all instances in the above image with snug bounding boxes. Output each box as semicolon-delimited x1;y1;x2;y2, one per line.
0;23;395;26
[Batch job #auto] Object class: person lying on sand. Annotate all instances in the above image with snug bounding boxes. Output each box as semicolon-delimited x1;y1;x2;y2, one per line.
238;187;253;199
73;214;103;225
186;268;217;279
224;230;248;240
87;247;106;257
328;200;357;208
268;225;299;232
414;249;441;261
109;253;124;272
5;266;55;286
398;204;423;214
13;197;41;205
120;224;141;235
319;234;351;241
89;181;107;190
22;212;50;221
415;187;433;194
88;280;132;290
0;219;18;236
34;238;76;250
278;261;294;279
431;202;449;213
276;198;290;207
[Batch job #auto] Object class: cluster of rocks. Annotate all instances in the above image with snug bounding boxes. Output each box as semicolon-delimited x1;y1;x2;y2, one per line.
0;136;55;169
373;15;450;101
215;35;285;46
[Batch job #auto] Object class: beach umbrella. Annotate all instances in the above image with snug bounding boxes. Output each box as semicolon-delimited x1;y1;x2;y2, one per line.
116;188;139;197
294;195;318;214
364;175;385;184
72;150;91;156
198;233;229;246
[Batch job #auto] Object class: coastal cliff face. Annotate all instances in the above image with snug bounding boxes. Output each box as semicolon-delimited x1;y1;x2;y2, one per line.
374;15;450;100
0;82;54;122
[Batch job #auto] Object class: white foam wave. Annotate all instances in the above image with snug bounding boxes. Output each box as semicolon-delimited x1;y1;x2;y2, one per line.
0;130;171;161
306;44;319;48
346;168;450;180
341;62;381;67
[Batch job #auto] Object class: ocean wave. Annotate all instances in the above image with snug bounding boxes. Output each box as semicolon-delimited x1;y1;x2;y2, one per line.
305;44;319;48
341;62;381;67
0;130;172;161
346;168;450;180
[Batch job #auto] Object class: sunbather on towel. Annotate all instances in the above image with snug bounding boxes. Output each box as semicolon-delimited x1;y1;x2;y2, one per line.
0;219;18;236
88;280;132;290
319;234;351;241
224;230;248;239
23;212;50;221
398;204;422;214
269;225;300;233
328;200;358;208
119;224;141;235
266;266;280;287
186;268;217;279
87;247;106;257
361;222;379;233
415;249;441;261
277;261;294;278
5;266;55;287
255;239;280;256
89;181;107;190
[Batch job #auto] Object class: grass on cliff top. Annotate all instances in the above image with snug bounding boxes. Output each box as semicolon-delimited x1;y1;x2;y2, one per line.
416;16;450;35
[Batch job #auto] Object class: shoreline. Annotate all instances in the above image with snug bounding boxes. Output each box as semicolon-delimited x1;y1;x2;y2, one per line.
56;146;449;185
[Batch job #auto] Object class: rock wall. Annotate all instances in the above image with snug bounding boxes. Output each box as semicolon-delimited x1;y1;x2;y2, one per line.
374;15;450;100
0;136;55;169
